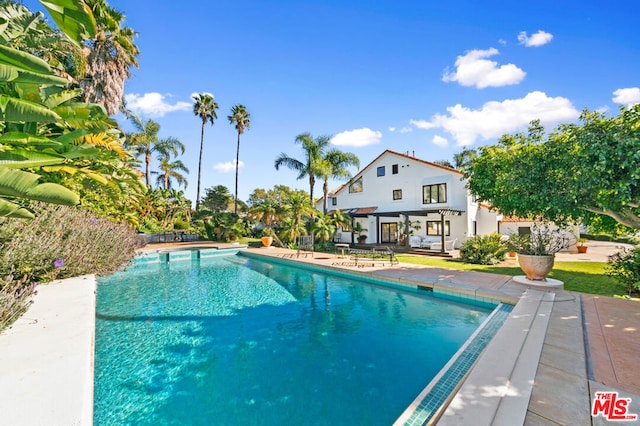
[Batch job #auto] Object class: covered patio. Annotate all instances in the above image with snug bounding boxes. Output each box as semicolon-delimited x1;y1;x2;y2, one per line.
344;207;464;255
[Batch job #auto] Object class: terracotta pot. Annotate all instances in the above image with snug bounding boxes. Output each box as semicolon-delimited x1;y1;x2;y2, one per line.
261;236;273;247
577;245;588;253
517;254;555;281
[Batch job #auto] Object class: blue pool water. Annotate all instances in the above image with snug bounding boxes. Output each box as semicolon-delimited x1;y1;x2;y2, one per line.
94;252;494;425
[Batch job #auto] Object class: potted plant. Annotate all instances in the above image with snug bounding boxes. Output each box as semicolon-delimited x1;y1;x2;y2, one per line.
352;222;368;244
506;222;574;281
261;227;274;247
577;238;588;253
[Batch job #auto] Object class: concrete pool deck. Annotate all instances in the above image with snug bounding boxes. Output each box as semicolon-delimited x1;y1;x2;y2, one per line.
1;242;638;425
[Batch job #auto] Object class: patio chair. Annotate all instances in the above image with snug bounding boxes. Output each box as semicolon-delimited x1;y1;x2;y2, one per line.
297;235;314;258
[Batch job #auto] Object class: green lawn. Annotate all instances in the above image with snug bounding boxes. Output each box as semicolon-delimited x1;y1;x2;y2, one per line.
395;255;626;297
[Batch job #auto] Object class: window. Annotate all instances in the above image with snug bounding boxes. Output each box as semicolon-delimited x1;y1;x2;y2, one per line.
422;183;447;204
392;164;398;174
349;176;363;193
377;166;385;177
331;197;337;206
518;226;531;236
393;189;402;200
426;220;450;236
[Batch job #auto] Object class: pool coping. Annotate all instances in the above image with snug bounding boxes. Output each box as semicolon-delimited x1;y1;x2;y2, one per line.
0;274;96;425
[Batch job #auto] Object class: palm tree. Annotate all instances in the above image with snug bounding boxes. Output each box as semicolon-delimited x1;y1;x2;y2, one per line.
228;104;251;214
318;149;360;214
81;0;140;115
274;133;331;206
126;112;185;188
281;192;314;241
155;157;189;190
311;212;336;243
193;93;219;210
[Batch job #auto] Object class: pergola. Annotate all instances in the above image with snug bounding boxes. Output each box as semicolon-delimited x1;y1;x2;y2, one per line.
348;207;464;253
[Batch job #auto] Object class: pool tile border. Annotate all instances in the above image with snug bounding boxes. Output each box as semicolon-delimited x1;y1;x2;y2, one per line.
396;303;513;425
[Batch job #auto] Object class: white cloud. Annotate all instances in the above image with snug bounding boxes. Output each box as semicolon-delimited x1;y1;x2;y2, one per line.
331;128;382;147
388;127;396;132
399;126;413;134
612;87;640;106
410;91;580;146
442;48;526;89
214;160;244;173
432;135;449;148
124;92;191;117
518;30;553;47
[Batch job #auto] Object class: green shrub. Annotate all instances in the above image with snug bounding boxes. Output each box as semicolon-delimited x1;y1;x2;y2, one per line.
460;233;508;265
0;202;144;283
606;247;640;296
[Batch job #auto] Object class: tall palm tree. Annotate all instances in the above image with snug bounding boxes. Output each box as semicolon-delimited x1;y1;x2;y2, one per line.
318;149;360;214
193;93;219;210
81;0;140;115
126;112;185;188
274;133;331;206
228;104;251;214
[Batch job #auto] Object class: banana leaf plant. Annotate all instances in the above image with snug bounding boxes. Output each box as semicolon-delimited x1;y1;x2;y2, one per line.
0;1;143;217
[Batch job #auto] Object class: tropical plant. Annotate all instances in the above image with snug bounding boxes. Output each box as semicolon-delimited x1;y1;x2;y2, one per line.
79;0;139;115
192;93;218;210
329;208;351;233
202;212;247;242
228;104;250;214
278;192;313;243
125;112;185;188
318;149;359;214
0;1;141;218
606;247;640;296
0;2;85;81
154;156;188;190
311;212;335;244
459;233;508;265
274;132;331;205
37;0;97;47
249;199;280;230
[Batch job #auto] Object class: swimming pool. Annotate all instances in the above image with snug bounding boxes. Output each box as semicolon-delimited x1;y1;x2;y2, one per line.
94;250;503;425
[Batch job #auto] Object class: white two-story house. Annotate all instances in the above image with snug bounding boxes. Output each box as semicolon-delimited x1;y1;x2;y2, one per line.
320;150;501;249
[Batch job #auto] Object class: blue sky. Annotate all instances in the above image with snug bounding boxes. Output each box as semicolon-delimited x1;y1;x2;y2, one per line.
27;0;640;204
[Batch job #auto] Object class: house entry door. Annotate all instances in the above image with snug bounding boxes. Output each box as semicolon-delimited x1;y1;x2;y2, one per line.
381;222;397;243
